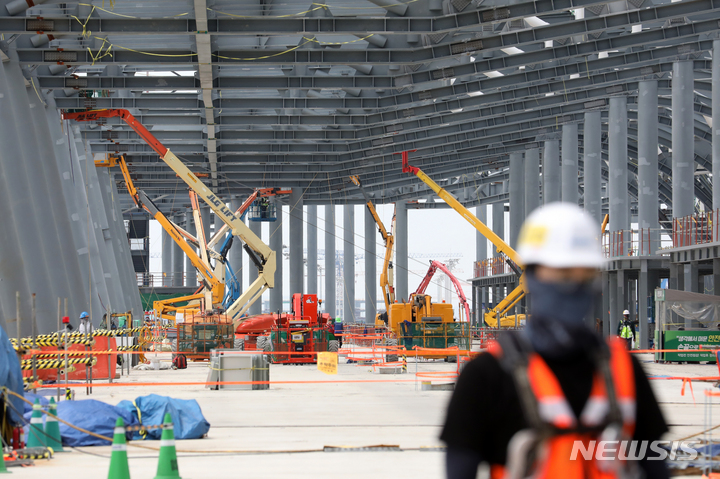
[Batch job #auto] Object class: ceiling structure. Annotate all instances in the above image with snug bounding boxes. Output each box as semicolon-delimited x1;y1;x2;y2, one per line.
0;0;717;215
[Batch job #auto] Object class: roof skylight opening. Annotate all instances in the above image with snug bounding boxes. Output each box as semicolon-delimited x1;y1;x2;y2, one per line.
451;108;464;113
468;91;484;97
546;92;555;97
526;16;550;27
545;40;553;48
599;51;609;59
703;115;712;128
569;73;580;79
485;71;504;78
135;70;195;77
501;47;524;55
450;77;457;85
632;24;642;33
470;56;476;62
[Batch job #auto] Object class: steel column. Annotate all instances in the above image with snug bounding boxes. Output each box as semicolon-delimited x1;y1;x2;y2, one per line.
343;205;356;322
269;199;283;313
638;80;659;250
395;201;408;303
249;219;263;315
228;197;243;293
543;140;560;204
638;261;649;350
508;152;524;249
524;149;540;217
609;272;619;337
609;96;629;245
162;228;172;287
289;188;304;296
714;41;720;209
172;213;184;287
325;204;336;318
491;201;505;257
672;61;695;219
307;205;318;295
476;206;487;325
561;124;579;204
185;208;197;287
365;206;377;324
583;111;602;223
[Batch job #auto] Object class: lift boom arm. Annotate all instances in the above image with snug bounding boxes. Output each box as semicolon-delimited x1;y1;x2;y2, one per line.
65;109;276;322
414;260;471;322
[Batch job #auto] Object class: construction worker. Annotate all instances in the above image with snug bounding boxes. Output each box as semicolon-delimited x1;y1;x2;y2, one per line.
617;309;635;349
78;311;93;335
441;203;668;479
334;317;344;348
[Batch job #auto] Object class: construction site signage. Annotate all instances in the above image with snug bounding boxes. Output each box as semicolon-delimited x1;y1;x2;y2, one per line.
662;330;720;362
317;352;338;375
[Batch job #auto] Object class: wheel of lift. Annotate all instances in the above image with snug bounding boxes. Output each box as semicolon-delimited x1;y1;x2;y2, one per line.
234;338;244;351
328;340;339;352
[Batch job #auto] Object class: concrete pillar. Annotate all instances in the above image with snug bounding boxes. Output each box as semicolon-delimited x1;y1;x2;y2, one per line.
325;204;336;317
561;124;579;204
365;206;377;324
185;208;197;287
307;205;318;295
609;272;619;337
524;149;540;216
289;188;304;296
609;96;630;254
602;271;610;337
249;219;262;315
713;40;720;209
162;228;173;287
684;262;700;328
476;206;488;325
343;205;356;322
172;213;184;287
543;140;561;204
583;111;602;223
638;261;650;350
492;202;505;256
672;61;695;219
395;201;408;303
228;197;243;293
714;259;720;296
269;200;283;313
508;152;524;249
638;80;659;252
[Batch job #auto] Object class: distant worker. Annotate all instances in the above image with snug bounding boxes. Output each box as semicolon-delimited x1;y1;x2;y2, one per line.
78;311;93;335
617;309;635;349
441;203;668;479
259;197;270;219
334;317;343;348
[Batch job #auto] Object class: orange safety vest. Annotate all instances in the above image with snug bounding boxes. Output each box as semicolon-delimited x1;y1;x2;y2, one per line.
489;337;636;479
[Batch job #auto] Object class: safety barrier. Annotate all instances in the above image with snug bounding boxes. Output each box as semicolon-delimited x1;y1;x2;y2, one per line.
473;256;519;278
135;271;189;288
672;209;720;247
602;228;669;257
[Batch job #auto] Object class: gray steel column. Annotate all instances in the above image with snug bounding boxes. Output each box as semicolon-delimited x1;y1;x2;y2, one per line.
162;228;173;287
269;200;283;313
343;205;356;322
307;205;318;295
476;206;488;325
249;219;263;315
524;149;540;216
508;152;524;249
583;111;602;223
684;262;699;328
185;208;197;287
609;272;619;337
289;188;304;296
638;261;649;350
325;204;336;318
201;206;212;251
672;61;695;219
543;140;561;203
714;259;720;296
172;213;184;287
228;197;243;293
67;126;111;320
396;201;408;303
602;272;610;337
492;201;505;256
365;206;377;324
561;124;579;204
714;40;720;208
638;80;659;251
609;96;630;251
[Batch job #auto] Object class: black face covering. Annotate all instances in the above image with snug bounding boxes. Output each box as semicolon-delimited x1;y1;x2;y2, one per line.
523;271;601;359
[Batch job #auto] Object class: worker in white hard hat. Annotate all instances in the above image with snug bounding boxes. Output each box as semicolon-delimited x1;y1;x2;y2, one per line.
617;309;636;349
441;202;668;479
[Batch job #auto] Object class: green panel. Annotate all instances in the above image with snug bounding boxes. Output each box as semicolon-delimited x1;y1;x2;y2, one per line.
662;330;719;362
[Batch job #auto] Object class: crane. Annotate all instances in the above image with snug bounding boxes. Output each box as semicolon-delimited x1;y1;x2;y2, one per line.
64;109;276;327
414;260;471;323
349;175;395;323
398;150;525;328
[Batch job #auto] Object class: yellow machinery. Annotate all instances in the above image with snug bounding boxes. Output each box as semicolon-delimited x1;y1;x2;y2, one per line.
388;294;454;332
399;150;525;328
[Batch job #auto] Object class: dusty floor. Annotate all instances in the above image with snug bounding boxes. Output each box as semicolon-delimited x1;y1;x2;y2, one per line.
9;350;720;478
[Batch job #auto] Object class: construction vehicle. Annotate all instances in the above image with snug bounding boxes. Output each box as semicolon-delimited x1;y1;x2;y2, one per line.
415;260;471;322
399;150;525;328
349;175;396;327
64;110;278;360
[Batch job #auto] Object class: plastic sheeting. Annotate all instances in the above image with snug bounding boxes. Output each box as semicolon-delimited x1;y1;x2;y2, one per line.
117;394;210;440
656;289;720;329
0;325;24;425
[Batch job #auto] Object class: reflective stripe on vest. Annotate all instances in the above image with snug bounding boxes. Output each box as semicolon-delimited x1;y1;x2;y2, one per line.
490;337;636;479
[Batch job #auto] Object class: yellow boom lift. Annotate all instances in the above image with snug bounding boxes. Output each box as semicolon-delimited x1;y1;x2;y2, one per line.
399;150;525;328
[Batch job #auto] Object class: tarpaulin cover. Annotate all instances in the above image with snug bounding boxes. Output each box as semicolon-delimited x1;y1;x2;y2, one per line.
24;399;138;446
0;325;24;425
117;394;210;440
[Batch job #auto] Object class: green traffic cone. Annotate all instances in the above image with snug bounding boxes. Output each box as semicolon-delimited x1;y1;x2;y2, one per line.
26;399;46;448
44;398;64;453
0;448;10;474
108;417;130;479
153;413;182;479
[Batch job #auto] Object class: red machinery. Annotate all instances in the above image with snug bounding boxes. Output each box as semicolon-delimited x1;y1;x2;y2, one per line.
272;294;333;364
414;260;471;322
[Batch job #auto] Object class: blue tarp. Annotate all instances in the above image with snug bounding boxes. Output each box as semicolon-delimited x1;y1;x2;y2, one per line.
0;325;24;425
117;394;210;440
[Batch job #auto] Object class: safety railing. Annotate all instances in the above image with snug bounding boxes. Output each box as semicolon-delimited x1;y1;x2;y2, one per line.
672;209;720;247
602;228;669;257
135;272;189;288
473;256;519;278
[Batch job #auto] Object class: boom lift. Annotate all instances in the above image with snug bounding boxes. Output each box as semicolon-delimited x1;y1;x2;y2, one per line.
348;176;396;325
64;109;276;327
414;260;471;323
398;150;526;328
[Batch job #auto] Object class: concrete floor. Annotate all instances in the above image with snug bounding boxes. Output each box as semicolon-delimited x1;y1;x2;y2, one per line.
10;351;720;478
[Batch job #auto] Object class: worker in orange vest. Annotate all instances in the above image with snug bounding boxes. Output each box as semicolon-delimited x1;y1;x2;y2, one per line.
441;202;668;479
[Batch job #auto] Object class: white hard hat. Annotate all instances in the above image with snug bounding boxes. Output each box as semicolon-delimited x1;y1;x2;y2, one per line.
517;202;605;268
623;310;630;315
